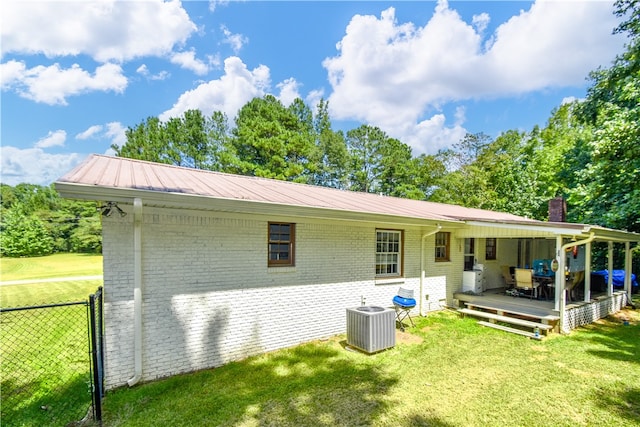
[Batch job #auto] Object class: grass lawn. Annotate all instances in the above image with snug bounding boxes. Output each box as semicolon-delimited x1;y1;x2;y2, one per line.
102;297;640;427
0;253;103;306
0;253;104;426
0;253;103;282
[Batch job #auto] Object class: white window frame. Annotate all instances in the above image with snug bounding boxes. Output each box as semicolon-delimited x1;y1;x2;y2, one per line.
375;229;403;277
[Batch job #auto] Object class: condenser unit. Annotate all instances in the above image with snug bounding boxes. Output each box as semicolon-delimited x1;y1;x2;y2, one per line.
346;306;395;353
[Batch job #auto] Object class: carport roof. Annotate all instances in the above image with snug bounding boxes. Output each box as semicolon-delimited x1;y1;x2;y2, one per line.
55;155;640;242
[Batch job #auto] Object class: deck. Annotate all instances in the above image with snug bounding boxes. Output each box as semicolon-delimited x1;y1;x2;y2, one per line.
453;288;629;335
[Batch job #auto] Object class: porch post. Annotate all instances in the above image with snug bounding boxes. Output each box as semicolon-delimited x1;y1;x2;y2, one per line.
607;242;614;296
584;242;591;302
625;242;632;301
555;236;564;313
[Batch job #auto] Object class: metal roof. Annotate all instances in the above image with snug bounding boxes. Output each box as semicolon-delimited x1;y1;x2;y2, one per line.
55;154;640;242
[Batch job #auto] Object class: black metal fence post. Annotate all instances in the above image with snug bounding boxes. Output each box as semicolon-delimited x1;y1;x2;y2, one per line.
89;287;104;423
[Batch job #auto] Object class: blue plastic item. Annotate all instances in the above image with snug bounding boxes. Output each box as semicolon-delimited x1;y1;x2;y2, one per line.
592;270;638;288
392;295;416;308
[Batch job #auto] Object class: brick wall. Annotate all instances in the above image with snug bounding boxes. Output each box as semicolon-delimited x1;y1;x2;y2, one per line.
102;205;450;389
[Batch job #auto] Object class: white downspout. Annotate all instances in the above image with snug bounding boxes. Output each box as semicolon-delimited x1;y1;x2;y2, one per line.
558;232;595;333
127;198;143;387
420;224;442;316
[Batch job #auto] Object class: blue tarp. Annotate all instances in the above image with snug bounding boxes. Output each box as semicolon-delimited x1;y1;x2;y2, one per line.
592;270;638;288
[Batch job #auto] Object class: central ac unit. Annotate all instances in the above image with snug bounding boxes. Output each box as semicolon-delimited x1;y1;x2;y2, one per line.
346;306;395;353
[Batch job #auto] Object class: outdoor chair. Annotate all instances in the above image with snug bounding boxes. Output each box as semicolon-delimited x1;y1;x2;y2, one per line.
392;287;416;332
501;265;515;289
514;268;540;299
566;270;585;302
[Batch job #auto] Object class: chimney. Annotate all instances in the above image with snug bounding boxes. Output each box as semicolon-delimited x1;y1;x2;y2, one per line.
548;197;566;222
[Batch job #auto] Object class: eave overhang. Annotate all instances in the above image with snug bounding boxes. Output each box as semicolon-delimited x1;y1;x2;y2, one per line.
55;181;463;228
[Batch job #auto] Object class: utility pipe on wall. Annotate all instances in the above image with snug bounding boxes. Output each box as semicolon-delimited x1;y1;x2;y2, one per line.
420;224;442;316
127;198;143;387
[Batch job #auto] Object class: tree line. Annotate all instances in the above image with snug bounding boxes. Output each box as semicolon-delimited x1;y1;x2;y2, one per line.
1;0;637;259
0;184;101;257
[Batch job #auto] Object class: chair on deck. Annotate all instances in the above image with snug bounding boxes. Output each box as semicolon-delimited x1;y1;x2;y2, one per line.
501;265;515;289
515;268;540;299
566;271;585;302
392;287;416;332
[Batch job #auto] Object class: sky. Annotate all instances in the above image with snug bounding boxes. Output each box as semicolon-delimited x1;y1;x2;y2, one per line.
0;0;627;186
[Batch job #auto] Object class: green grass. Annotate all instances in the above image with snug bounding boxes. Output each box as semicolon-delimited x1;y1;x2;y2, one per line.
0;253;103;282
0;253;103;307
103;298;640;427
0;254;104;426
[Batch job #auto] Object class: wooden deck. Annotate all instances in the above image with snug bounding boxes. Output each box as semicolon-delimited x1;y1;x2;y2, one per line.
454;289;561;337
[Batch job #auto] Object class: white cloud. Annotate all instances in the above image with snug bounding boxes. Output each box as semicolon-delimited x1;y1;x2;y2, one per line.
170;50;211;76
1;61;127;105
76;125;104;140
220;25;248;53
305;89;325;112
209;0;230;13
323;0;624;153
0;146;83;186
1;1;197;63
104;122;127;148
35;130;67;149
75;122;126;148
472;13;490;34
0;59;26;88
136;64;170;81
276;78;301;107
160;56;270;122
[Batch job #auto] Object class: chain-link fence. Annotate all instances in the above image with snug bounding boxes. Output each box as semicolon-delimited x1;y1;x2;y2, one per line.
1;288;103;427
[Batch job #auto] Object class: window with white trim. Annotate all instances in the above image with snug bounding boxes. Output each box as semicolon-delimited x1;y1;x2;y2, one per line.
268;223;295;267
376;230;402;277
435;231;450;262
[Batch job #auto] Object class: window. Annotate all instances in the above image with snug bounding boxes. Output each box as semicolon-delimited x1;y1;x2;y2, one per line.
376;230;402;277
268;223;295;267
464;238;475;271
485;238;497;260
435;232;450;262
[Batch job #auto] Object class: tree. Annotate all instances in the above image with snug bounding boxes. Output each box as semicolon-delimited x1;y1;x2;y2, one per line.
229;95;316;182
577;0;640;232
0;210;54;257
312;99;349;189
114;110;230;171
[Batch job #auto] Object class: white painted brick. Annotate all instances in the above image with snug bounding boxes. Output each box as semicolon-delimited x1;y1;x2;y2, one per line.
101;206;455;389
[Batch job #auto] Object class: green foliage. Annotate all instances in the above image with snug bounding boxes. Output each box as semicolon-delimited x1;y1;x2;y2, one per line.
576;0;640;232
229;95;317;182
0;184;101;257
0;210;54;257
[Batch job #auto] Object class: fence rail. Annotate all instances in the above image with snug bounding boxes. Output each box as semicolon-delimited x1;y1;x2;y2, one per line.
0;287;103;426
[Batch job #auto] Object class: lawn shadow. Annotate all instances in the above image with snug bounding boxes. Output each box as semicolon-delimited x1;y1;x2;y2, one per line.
225;342;400;426
593;386;640;423
104;339;402;426
579;313;639;365
1;374;92;427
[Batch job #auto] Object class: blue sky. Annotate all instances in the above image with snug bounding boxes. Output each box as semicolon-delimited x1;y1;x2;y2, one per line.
1;0;626;186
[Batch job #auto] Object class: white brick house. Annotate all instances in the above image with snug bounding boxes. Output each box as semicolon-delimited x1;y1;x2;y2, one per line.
55;155;639;389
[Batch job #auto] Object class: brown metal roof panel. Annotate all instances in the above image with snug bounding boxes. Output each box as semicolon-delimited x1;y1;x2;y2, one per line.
55;155;497;223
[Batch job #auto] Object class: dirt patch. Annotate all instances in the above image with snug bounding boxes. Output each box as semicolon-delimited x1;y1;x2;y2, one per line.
395;330;423;345
597;303;638;325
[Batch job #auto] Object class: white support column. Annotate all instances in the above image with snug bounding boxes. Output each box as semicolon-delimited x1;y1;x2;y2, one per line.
584;242;591;302
625;242;632;301
607;242;614;296
555;236;564;312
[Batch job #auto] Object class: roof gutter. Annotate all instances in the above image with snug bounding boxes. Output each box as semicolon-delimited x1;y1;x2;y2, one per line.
420;223;442;316
127;198;143;387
